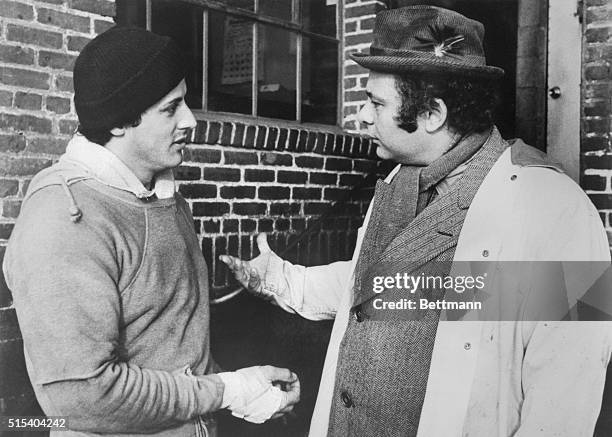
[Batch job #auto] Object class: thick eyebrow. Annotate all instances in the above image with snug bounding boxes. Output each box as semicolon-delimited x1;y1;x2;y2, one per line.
160;96;183;110
365;90;385;102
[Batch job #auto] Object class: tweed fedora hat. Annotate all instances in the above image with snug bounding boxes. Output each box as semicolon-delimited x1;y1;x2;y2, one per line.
351;5;504;78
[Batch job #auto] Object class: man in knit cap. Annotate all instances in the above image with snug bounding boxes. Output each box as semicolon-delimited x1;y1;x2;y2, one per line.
221;5;612;437
3;26;299;436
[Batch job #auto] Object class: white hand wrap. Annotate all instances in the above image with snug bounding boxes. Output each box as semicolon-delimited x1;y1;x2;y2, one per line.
218;367;284;424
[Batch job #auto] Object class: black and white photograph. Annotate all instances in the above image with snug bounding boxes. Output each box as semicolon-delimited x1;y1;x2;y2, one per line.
0;0;612;436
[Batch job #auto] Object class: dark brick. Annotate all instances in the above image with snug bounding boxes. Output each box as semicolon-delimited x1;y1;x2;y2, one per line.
586;6;612;22
2;199;21;218
270;203;301;216
345;4;382;18
37;8;90;33
304;202;327;215
221;186;256;199
326;157;352;171
192;202;230;216
14;91;41;110
354;159;377;172
241;219;256;232
275;218;290;231
220;122;233;145
588;193;612;209
0;179;19;197
192;120;207;143
245;169;274;182
260;152;292;166
305;131;317;152
582;175;607;191
0;90;11;107
179;183;216;198
291;218;306;232
0;1;33;20
293;187;321;200
39;50;77;71
585;100;611;117
184;147;221;163
334;135;345;154
266;127;278;149
59;119;78;135
55;74;73;92
346;33;374;46
0;133;26;153
345;21;357;33
276;128;288;150
203;219;220;233
94;19;113;34
325;133;335;153
310;172;337;185
255;125;267;148
70;0;115;16
584;83;612;99
259;186;290;200
240;235;252;259
585;63;611;80
224;151;258;165
324;188;348;201
231;123;245;147
287;129;299;151
345;64;368;75
0;44;34;65
0;113;52;134
277;170;307;184
314;132;326;153
361;17;375;30
582;136;608;152
297;130;308;152
233;202;267;216
203;167;240;182
214;236;228;286
174;165;201;180
244;125;256;147
258;219;273;232
67;35;91;52
345;90;366;102
7;25;63;50
345;77;357;89
46;96;70;114
585;27;610;43
222;219;239;233
295;156;324;168
193;219;200;233
584;118;609;133
587;0;608;5
339;174;364;186
0;223;14;239
583;154;612;170
206;121;221;144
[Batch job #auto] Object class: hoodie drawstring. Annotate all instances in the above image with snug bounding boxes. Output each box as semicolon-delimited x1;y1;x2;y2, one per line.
60;175;82;223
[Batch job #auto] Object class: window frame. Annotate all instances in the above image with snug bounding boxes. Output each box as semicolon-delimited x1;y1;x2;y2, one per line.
142;0;344;127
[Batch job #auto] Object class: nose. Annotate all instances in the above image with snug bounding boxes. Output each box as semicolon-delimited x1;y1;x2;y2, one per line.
357;101;373;126
178;103;197;131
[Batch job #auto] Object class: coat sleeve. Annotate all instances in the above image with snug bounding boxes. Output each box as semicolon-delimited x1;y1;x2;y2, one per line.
3;187;224;433
514;170;612;436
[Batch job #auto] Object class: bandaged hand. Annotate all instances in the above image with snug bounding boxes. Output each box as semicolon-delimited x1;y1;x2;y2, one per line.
218;365;300;424
219;234;293;311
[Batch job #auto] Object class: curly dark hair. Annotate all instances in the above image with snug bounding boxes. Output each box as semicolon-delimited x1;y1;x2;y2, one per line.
394;73;500;136
78;114;143;146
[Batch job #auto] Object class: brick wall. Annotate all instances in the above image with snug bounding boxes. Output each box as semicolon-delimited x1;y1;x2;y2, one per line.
181;119;378;298
342;0;387;131
0;0;115;420
582;0;612;250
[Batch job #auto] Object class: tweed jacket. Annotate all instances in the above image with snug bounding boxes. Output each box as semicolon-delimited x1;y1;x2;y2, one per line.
260;128;612;436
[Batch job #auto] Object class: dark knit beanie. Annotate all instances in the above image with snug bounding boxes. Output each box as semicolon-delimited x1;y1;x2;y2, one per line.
73;26;186;131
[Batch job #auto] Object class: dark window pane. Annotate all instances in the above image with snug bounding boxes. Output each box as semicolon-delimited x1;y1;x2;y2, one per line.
260;0;293;21
224;0;254;12
116;0;146;27
257;24;296;120
208;11;253;115
302;0;336;37
302;37;337;125
151;0;204;109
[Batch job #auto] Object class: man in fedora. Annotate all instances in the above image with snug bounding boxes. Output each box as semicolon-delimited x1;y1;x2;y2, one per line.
3;26;300;436
221;5;612;437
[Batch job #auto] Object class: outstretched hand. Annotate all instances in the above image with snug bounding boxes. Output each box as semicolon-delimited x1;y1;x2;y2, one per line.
219;233;275;299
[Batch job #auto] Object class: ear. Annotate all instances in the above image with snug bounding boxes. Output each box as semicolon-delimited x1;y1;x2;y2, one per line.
110;126;126;137
423;98;448;133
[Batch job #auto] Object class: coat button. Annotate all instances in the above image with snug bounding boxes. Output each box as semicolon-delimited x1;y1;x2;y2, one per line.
353;305;364;323
510;174;517;181
464;342;471;350
482;250;489;257
340;390;354;408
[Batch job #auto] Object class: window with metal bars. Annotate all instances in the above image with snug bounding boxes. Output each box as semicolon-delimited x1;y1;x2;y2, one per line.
117;0;341;125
